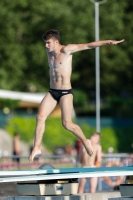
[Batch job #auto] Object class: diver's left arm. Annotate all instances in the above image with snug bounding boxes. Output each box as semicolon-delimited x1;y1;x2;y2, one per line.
63;39;124;54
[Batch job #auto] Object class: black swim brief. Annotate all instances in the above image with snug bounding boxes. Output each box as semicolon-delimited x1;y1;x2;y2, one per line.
49;88;73;102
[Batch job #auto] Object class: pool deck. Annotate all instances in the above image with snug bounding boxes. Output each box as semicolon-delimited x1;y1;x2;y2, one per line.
0;191;121;200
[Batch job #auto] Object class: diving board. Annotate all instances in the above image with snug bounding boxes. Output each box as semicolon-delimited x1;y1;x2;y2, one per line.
0;166;133;176
0;166;133;183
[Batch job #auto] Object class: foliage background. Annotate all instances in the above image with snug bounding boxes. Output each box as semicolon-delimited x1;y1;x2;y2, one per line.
5;116;133;153
0;0;133;117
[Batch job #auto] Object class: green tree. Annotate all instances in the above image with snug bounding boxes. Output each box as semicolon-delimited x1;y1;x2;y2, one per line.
0;0;132;116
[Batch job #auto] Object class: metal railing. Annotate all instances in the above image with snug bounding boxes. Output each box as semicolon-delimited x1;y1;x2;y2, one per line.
0;153;133;169
0;154;77;170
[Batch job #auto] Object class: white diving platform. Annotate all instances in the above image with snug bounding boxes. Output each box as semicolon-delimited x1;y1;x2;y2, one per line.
0;166;133;183
1;166;133;197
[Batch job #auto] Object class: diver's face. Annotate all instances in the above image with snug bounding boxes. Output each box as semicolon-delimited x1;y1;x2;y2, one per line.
45;38;58;52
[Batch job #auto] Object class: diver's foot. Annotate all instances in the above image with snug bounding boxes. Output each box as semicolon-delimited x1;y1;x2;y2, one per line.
84;139;93;157
29;148;41;162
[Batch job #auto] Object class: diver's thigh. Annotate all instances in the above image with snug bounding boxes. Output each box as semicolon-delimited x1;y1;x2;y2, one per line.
59;94;73;120
38;92;57;118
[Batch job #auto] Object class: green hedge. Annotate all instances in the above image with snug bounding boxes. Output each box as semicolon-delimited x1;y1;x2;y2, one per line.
0;99;20;109
4;116;133;153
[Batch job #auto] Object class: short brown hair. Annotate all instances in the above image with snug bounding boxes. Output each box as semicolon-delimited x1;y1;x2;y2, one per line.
42;29;60;42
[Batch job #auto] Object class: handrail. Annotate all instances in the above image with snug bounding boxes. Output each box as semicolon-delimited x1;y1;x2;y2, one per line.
0;154;77;168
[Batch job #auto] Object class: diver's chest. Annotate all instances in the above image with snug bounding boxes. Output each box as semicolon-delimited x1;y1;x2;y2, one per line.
48;54;67;67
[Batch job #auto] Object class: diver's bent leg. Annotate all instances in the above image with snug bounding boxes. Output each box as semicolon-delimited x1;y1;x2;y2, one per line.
59;94;93;156
62;120;93;156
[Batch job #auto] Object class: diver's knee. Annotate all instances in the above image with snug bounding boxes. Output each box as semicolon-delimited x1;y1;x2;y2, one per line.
62;120;72;131
36;113;45;122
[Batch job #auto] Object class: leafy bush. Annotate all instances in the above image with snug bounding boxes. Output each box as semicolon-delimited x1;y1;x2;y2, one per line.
105;96;133;117
4;116;133;153
5;116;36;142
73;90;88;107
0;99;20;109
